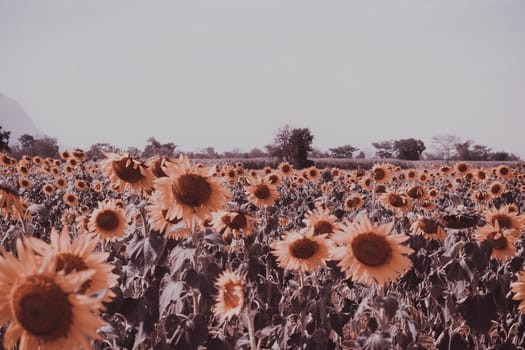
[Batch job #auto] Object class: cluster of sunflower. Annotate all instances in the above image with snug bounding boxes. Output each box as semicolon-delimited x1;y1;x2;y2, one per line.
2;149;525;348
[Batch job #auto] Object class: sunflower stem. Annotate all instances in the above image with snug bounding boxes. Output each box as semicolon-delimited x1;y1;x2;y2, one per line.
190;216;200;315
299;270;305;288
245;308;257;350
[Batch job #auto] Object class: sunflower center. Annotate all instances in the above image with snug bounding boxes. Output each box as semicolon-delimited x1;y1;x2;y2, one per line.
388;194;406;208
458;164;468;172
229;213;248;230
351;233;392;267
172;174;212;207
476;192;488;201
112;158;145;183
96;210;120;231
268;174;280;184
346;198;360;208
281;165;291;173
314;220;333;235
12;276;73;341
373;168;386;181
500;168;509;175
66;195;76;203
490;185;501;195
488;232;507;250
289;238;319;259
253;184;271;200
407;187;424;199
491;214;512;230
418;218;438;234
223;281;243;308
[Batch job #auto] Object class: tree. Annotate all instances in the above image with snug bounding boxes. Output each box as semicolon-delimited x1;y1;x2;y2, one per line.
329;144;359;158
87;142;118;160
266;125;314;169
431;134;461;162
142;137;177;158
18;134;35;149
0;126;10;152
371;140;394;159
455;141;490;161
393;138;426;160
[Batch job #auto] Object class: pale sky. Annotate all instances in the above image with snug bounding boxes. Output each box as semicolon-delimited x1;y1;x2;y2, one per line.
1;0;524;156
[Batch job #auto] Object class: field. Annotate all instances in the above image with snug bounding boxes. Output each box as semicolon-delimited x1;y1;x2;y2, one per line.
0;151;525;350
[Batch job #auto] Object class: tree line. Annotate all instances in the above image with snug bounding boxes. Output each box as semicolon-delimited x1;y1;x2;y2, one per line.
0;125;519;168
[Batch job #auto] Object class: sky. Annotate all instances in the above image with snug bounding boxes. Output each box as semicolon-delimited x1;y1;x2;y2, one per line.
1;0;524;157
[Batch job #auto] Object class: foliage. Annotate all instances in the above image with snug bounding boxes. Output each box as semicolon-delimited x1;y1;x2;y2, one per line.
142;137;177;158
329;144;359;158
393;138;426;160
0;126;10;152
9;133;59;158
266;125;314;169
371;140;394;159
431;134;461;161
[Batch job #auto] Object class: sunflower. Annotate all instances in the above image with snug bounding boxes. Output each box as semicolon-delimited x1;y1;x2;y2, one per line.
72;149;87;161
62;192;79;207
406;185;427;201
271;232;331;272
511;269;525;313
59;150;70;160
381;192;412;212
405;169;418;181
213;270;245;322
211;210;259;239
29;226;118;303
302;205;343;237
331;216;413;286
360;176;373;191
471;190;490;204
0;183;23;219
100;152;154;194
74;179;89;192
484;206;523;237
305;166;321;181
18;178;31;190
151;155;230;228
266;173;282;186
245;178;279;208
488;181;505;198
439;166;452;175
495;165;512;180
410;217;446;240
474;221;517;261
88;199;128;240
0;239;104;350
55;176;67;189
475;169;488;182
42;184;56;196
455;162;471;176
145;203;187;239
344;195;364;210
147;156;171;178
371;163;391;184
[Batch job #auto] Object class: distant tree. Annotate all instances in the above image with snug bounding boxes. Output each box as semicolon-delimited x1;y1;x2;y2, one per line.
393;138;426;160
489;152;520;161
247;147;267;158
18;134;36;149
142;137;177;158
329;144;359;158
371;140;394;159
87;142;118;161
0;126;10;152
455;141;490;161
431;134;461;162
266;125;314;169
310;148;329;158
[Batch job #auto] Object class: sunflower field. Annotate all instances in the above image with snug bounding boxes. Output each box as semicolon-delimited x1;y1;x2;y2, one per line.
0;150;525;350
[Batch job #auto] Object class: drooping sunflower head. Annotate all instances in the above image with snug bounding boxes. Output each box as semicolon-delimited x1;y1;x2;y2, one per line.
271;232;331;272
381;192;412;211
410;217;446;240
213;270;245;322
100;152;154;194
88;199;128;240
484;206;523;237
344;194;364;211
331;216;414;286
212;210;259;239
474;221;517;261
